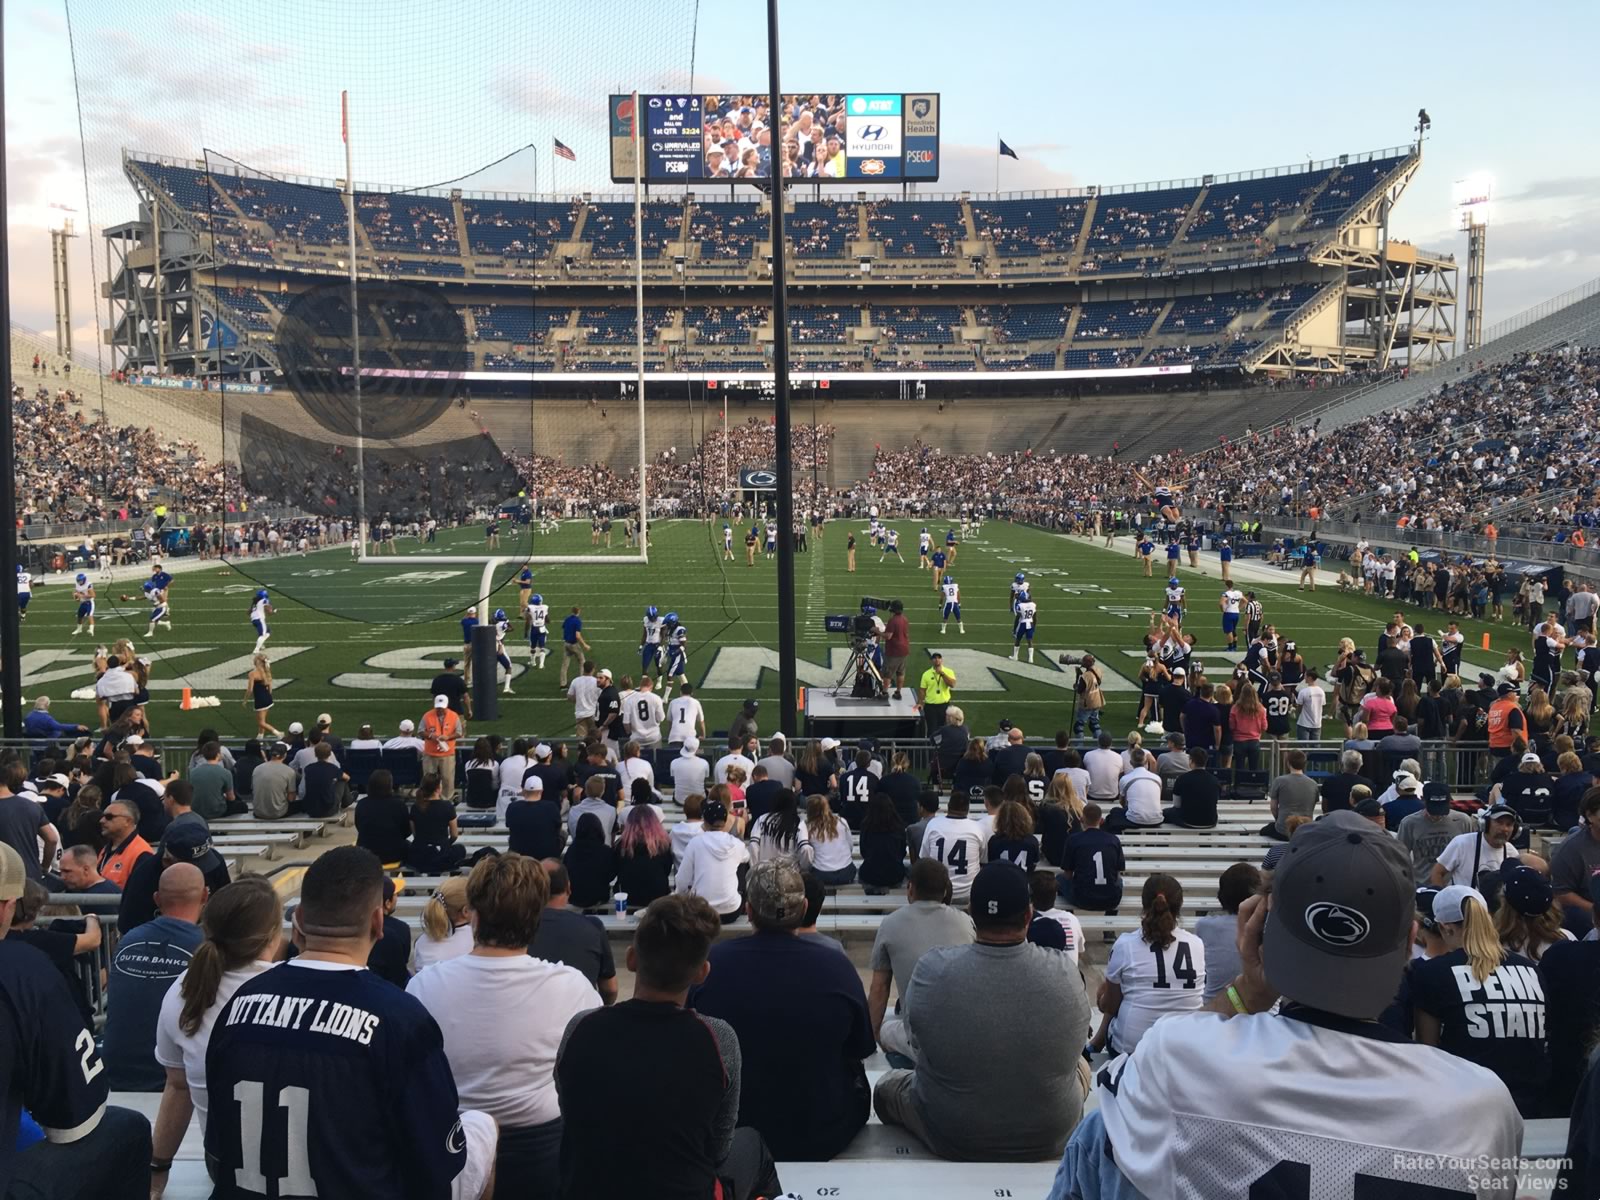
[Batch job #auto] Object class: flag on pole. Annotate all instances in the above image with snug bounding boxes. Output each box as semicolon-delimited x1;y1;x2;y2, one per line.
553;138;577;162
998;139;1019;160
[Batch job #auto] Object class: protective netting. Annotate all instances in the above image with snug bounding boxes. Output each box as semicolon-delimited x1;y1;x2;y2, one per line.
63;0;700;620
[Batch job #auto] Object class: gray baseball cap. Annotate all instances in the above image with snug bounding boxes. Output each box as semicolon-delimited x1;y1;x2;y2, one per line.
1263;810;1413;1019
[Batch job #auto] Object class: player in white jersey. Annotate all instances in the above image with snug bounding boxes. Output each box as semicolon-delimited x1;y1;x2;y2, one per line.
665;683;705;749
15;565;31;621
1219;586;1244;649
624;675;667;751
940;577;964;634
918;527;932;568
144;584;172;637
640;605;665;680
764;521;778;558
71;574;95;636
722;523;734;560
1011;572;1028;613
1051;812;1522;1200
661;613;689;697
249;589;273;652
868;516;882;548
526;593;550;669
1164;577;1186;624
880;527;903;563
492;608;515;693
1011;593;1038;663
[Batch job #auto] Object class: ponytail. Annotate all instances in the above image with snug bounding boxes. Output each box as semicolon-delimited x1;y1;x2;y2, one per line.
1459;896;1504;984
178;876;281;1036
1140;873;1182;951
422;894;451;941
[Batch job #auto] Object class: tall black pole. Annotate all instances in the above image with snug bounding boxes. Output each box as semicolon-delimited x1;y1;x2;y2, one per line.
0;13;24;740
766;0;797;736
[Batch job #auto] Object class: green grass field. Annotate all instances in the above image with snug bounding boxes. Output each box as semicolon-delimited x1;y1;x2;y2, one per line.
18;520;1520;744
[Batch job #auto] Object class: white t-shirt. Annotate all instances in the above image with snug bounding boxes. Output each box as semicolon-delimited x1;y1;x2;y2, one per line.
1433;831;1519;886
714;752;755;786
1117;768;1165;825
567;675;601;720
1084;748;1123;799
407;953;600;1129
670;755;710;806
1037;908;1086;965
616;756;657;802
809;818;854;872
497;754;530;817
1295;684;1326;731
624;691;666;745
1054;766;1092;803
413;922;474;972
1105;928;1207;1053
154;961;275;1130
920;815;987;901
666;697;704;743
1088;1010;1522;1200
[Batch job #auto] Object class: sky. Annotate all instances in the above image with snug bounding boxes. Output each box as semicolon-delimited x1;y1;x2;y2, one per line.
6;0;1598;359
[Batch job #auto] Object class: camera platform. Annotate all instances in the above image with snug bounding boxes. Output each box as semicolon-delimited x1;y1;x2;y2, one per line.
803;687;925;740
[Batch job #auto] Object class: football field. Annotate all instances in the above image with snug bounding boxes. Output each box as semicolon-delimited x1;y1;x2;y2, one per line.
17;520;1518;744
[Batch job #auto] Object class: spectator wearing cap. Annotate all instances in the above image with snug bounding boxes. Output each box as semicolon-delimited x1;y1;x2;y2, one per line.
313;713;343;761
420;694;465;801
1497;750;1557;827
250;741;297;820
672;737;711;807
555;893;786;1200
507;776;564;860
989;726;1030;784
691;859;875;1161
280;722;307;762
1541;873;1600;1113
524;742;570;804
918;654;956;738
675;798;749;922
355;769;411;866
1395;783;1474;885
103;862;206;1090
1382;772;1425;828
430;656;471;720
867;859;974;1067
1159;667;1191;734
383;719;425;753
1410;884;1552;1116
1352;796;1387;828
1495;864;1572;961
1049;812;1523;1199
1550;784;1600;933
729;699;761;746
348;724;383;752
876;861;1090;1160
1432;802;1523;887
118;818;231;933
593;669;623;750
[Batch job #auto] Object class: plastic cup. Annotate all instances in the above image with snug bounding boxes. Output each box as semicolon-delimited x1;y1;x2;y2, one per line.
613;892;629;918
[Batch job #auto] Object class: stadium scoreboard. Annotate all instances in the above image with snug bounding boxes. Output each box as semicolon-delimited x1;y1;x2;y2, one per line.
610;93;940;184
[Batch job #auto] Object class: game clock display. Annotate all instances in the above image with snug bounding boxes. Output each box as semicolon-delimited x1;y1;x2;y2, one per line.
610;92;940;184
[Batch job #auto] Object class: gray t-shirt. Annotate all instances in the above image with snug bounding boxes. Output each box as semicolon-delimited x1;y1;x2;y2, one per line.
1268;773;1320;835
1552;830;1600;903
1396;809;1476;884
530;905;616;989
251;761;298;820
869;901;976;1018
906;941;1091;1160
755;755;796;788
188;762;234;819
1192;913;1241;1003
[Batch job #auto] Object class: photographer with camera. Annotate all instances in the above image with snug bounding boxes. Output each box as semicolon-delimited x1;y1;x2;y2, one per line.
882;601;911;701
918;652;957;735
1064;654;1105;740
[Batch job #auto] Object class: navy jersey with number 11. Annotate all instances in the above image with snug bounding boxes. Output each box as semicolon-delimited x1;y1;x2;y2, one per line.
204;960;467;1199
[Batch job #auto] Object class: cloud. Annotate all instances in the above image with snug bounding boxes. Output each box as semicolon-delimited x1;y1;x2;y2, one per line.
1015;142;1069;154
1506;176;1600;203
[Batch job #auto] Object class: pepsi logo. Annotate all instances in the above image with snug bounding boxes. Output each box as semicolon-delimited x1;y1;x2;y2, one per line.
859;159;887;176
1303;901;1371;946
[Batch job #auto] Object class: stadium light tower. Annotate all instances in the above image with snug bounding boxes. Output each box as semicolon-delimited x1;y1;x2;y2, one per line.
1454;174;1491;352
48;205;78;358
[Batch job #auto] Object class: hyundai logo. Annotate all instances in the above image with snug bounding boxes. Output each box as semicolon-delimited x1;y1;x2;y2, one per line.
859;125;885;141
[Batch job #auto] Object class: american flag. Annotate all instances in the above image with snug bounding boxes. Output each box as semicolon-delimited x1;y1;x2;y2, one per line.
553;138;576;162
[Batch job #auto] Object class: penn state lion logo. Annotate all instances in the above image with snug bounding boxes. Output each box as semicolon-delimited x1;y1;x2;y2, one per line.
1303;901;1370;946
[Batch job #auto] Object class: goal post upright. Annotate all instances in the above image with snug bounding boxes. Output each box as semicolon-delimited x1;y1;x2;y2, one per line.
633;90;650;561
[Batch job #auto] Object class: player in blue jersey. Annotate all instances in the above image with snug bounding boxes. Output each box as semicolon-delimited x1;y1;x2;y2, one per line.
918;527;932;568
204;848;496;1200
15;564;31;621
641;605;665;679
460;606;479;683
930;547;948;591
492;608;515;694
249;589;273;652
661;613;689;698
526;593;550;669
71;573;95;636
723;523;734;560
1165;577;1187;624
1011;572;1029;614
1136;534;1156;577
940;576;964;634
144;583;172;637
1011;592;1038;663
880;527;904;563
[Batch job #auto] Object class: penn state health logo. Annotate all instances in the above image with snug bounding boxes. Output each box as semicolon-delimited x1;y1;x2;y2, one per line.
1303;901;1370;946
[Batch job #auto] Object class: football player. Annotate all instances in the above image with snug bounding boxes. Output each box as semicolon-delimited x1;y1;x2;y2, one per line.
71;572;95;636
144;582;172;638
1219;585;1244;649
526;593;550;669
881;527;904;563
641;605;665;681
1011;591;1037;663
723;523;734;560
764;520;778;559
918;527;932;569
1164;577;1187;626
661;613;689;698
249;588;273;652
15;563;30;622
941;575;964;635
1011;572;1029;614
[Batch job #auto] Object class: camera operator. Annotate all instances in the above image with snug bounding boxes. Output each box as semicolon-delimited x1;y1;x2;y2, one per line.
1068;654;1106;739
918;651;957;735
882;601;911;701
